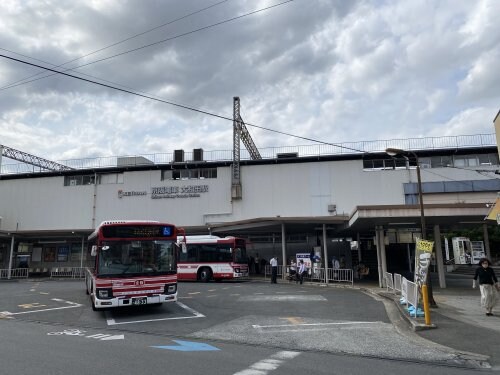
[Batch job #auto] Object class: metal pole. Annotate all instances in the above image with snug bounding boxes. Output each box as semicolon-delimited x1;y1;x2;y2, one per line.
412;153;426;240
375;227;383;288
80;235;85;276
483;223;492;260
323;224;328;285
412;152;437;307
7;235;14;279
281;223;286;280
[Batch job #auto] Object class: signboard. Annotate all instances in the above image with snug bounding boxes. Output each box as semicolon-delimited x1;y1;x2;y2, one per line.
57;246;70;262
414;239;434;289
296;253;312;274
485;197;500;224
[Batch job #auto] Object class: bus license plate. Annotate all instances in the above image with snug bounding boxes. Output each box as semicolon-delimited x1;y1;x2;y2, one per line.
132;297;147;305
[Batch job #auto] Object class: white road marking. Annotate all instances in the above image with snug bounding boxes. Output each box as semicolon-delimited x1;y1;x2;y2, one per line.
232;351;300;375
252;321;382;329
47;329;124;341
239;295;327;302
3;299;82;315
106;301;205;326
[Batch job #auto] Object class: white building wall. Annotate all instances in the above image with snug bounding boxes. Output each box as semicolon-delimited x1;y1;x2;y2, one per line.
94;169;233;228
0;176;94;231
0;158;495;232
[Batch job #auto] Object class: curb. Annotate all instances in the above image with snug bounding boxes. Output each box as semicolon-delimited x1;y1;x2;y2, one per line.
376;291;437;331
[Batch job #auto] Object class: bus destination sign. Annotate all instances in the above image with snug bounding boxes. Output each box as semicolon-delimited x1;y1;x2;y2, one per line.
102;225;174;239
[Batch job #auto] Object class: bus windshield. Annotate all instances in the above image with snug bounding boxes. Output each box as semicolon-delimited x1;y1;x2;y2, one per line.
97;240;176;277
233;246;247;264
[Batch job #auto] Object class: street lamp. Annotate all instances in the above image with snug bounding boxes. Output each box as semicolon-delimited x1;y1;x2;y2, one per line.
385;147;437;308
385;148;426;239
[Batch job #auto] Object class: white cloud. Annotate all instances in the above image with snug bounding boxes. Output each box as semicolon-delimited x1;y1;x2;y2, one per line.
0;0;499;163
458;47;500;101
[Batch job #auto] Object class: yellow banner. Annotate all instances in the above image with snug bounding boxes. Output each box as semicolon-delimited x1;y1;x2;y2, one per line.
415;239;434;289
486;197;500;223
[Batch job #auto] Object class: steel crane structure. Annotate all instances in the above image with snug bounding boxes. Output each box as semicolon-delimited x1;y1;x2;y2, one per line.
232;97;261;199
0;144;74;174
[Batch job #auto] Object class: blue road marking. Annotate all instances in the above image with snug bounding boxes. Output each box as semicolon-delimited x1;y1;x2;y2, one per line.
151;340;220;351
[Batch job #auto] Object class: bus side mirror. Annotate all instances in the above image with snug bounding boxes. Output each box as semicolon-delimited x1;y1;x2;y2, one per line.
91;245;97;257
181;242;187;253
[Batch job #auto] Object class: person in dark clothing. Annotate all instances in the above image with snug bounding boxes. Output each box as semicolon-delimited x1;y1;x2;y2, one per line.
270;256;278;284
297;259;306;285
473;258;499;316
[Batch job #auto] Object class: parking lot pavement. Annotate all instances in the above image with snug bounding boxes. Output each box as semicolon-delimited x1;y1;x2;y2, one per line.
0;277;492;368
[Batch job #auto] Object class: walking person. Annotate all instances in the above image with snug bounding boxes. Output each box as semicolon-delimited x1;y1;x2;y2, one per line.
254;253;260;275
297;259;306;285
473;258;499;316
288;258;297;281
270;256;278;284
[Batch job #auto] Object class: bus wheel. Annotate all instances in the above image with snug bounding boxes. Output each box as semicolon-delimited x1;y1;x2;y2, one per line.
199;268;212;282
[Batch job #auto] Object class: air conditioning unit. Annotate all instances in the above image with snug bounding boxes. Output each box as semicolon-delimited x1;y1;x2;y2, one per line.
193;148;203;161
277;152;298;159
174;149;184;163
327;204;337;213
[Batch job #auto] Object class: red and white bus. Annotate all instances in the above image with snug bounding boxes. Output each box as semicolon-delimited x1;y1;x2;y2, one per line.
177;235;249;282
85;220;184;310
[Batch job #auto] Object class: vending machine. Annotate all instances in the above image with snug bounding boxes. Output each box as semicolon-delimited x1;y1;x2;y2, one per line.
452;237;485;264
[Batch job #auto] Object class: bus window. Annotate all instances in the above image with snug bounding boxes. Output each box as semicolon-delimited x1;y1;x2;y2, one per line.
217;245;233;262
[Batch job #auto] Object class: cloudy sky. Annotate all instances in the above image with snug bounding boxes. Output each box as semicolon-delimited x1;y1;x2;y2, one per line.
0;0;499;163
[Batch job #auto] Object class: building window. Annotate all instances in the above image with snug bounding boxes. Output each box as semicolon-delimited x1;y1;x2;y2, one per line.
64;175;96;186
161;170;173;180
364;153;499;171
97;173;123;184
161;168;217;180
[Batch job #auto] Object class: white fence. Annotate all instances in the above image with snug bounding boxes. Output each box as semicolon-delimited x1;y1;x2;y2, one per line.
385;271;420;319
0;268;29;279
50;267;86;278
404;278;419;316
264;265;353;285
394;273;402;294
0;267;86;279
384;272;394;292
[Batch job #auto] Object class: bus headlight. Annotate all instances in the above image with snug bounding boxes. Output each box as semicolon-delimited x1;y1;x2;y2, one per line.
234;268;240;273
97;288;113;299
165;283;177;294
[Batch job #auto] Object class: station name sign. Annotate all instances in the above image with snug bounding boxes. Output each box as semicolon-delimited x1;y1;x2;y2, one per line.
118;185;209;199
152;185;209;199
118;190;147;198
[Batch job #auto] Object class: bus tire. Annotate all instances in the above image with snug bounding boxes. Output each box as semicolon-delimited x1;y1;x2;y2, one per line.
199;268;212;282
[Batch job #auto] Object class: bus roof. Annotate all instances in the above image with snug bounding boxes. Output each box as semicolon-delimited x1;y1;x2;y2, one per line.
177;235;240;244
88;220;162;240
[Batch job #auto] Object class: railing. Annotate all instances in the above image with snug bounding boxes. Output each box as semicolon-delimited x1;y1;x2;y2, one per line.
386;272;420;319
384;272;394;292
50;267;86;278
0;267;86;279
1;133;495;175
0;268;29;279
264;265;353;285
394;273;402;294
405;278;419;317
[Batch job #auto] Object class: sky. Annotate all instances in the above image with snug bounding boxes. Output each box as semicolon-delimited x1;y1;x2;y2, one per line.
0;0;499;163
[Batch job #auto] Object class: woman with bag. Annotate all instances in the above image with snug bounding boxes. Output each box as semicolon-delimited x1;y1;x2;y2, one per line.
473;258;499;316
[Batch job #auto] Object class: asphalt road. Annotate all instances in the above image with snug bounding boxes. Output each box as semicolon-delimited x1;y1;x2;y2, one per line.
0;279;489;374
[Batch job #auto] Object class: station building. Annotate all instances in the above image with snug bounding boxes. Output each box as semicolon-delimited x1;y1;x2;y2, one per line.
1;129;500;285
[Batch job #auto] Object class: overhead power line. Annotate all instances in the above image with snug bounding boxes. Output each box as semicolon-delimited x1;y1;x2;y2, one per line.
0;0;294;92
0;52;366;154
0;0;231;91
